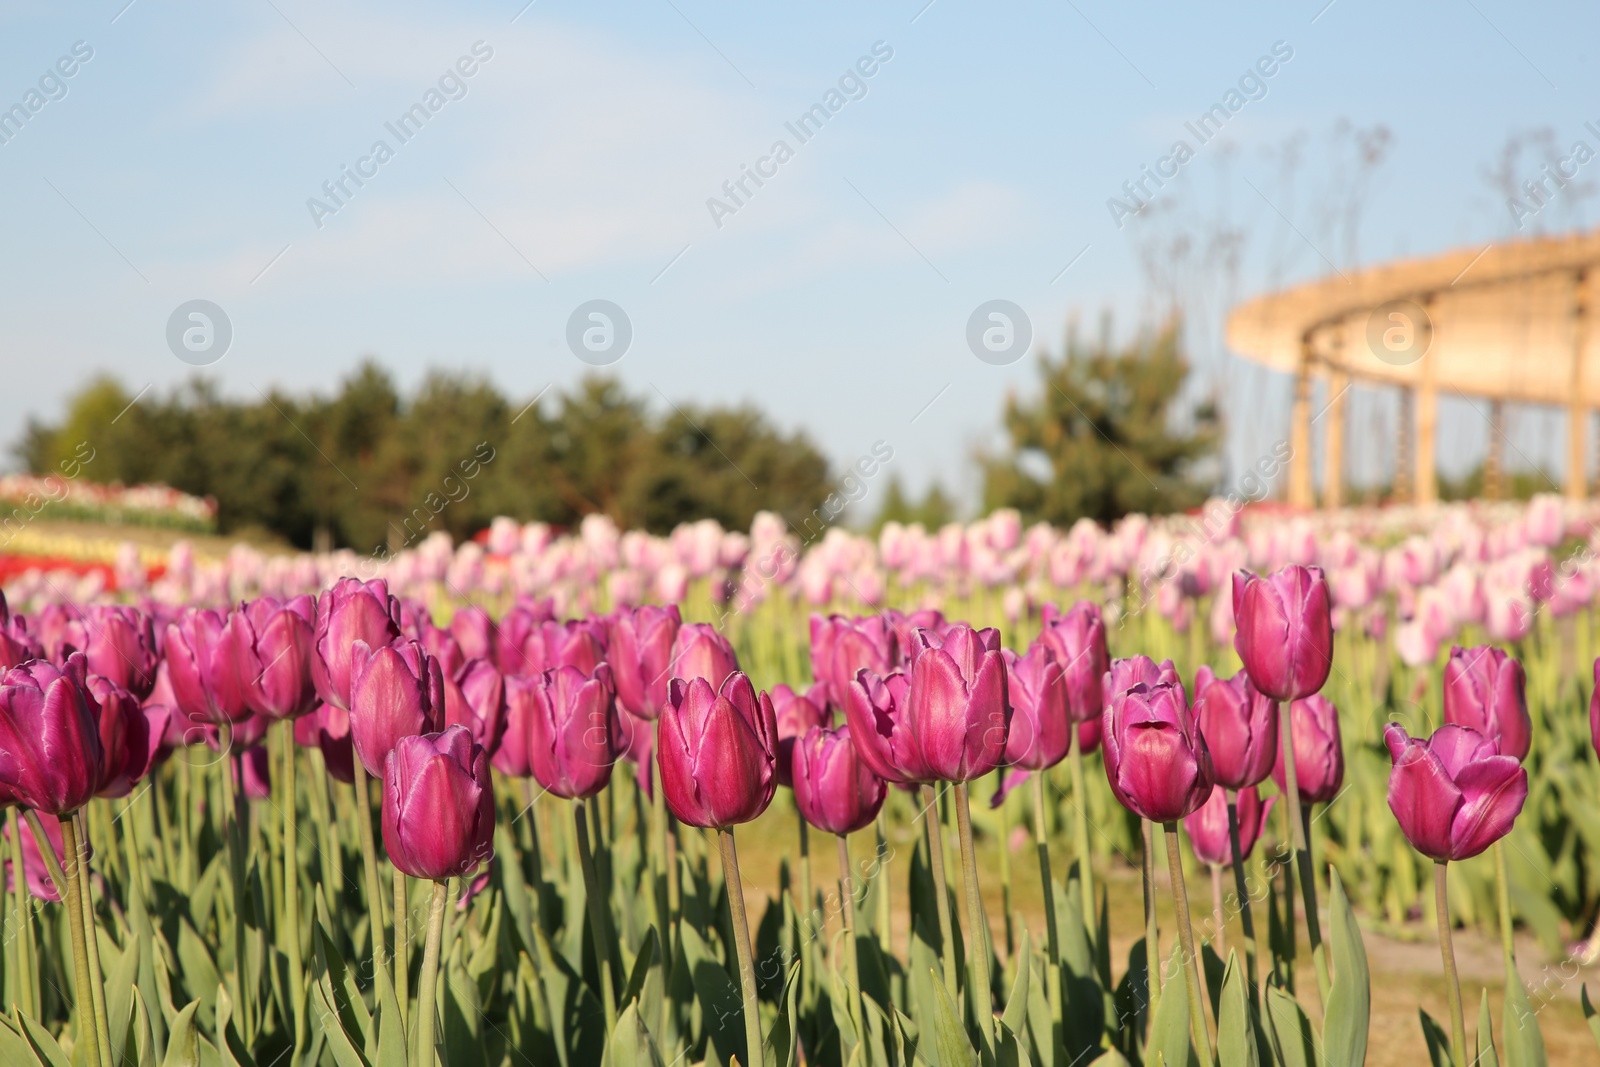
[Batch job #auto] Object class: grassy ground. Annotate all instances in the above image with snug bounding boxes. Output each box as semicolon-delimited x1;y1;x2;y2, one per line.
715;797;1599;1067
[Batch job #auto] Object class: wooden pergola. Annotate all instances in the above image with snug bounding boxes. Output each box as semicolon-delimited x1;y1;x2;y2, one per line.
1226;229;1600;507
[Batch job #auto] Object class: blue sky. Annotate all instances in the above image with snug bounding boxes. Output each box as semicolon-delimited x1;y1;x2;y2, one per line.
2;0;1597;512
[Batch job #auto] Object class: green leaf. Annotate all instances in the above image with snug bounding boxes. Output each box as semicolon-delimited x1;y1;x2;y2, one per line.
1476;988;1501;1067
1417;1008;1452;1067
0;1014;45;1067
609;1001;667;1067
1001;929;1029;1036
1263;985;1316;1067
1582;985;1600;1052
1214;953;1256;1067
310;978;372;1067
994;1019;1033;1067
313;915;372;1053
175;919;220;1033
106;927;141;1067
374;952;410;1067
1322;869;1370;1067
1501;960;1549;1067
762;962;801;1067
621;927;659;1009
1146;946;1194;1067
160;1000;202;1067
16;1010;69;1067
924;969;978;1067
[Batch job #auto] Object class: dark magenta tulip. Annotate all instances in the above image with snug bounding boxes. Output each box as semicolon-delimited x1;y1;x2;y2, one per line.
381;726;495;881
491;599;557;677
771;682;829;788
1232;566;1334;702
1442;645;1530;761
999;642;1069;771
492;674;538;778
905;624;1010;783
842;669;927;784
1384;723;1527;862
1039;601;1109;723
312;578;402;710
296;702;354;784
1102;679;1214;823
0;654;104;814
658;671;776;829
242;596;319;720
87;675;160;799
792;723;887;835
608;604;681;719
1184;785;1274;866
449;606;495;663
524;619;608;677
669;623;740;692
165;609;254;724
0;594;42;669
237;743;272;800
419;625;465;680
348;639;445;780
443;658;507;756
61;605;159;701
810;614;897;712
525;664;621;800
1104;656;1181;709
1191;665;1278;790
1271;694;1345;803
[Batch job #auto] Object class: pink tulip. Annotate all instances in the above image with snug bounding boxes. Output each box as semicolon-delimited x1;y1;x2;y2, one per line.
792;724;888;835
295;702;354;784
348;639;446;780
1104;656;1180;709
0;654;104;814
810;614;897;712
1232;566;1334;702
443;659;507;756
1191;666;1277;790
312;578;401;710
998;642;1069;772
87;675;160;799
381;726;495;880
1038;601;1109;723
1384;723;1527;862
1184;785;1275;866
1441;645;1530;761
242;596;318;720
1271;694;1344;803
843;669;927;784
0;594;42;669
449;606;495;662
670;623;740;692
771;683;829;788
904;624;1010;783
237;743;272;800
525;665;621;800
1102;679;1213;823
658;672;776;829
608;604;682;719
165;609;254;724
61;605;159;701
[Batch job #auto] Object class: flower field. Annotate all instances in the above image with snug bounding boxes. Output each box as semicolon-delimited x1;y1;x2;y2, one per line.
0;495;1599;1066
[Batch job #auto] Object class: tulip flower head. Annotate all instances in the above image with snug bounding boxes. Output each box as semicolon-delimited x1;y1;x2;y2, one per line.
999;642;1069;772
792;724;887;835
842;669;927;784
347;639;446;780
1102;679;1214;823
771;682;829;788
1191;665;1278;790
669;623;740;692
0;654;104;815
87;675;160;799
1232;565;1334;702
0;594;42;670
242;596;319;720
1103;656;1180;709
1271;693;1345;803
1441;645;1530;761
296;702;354;784
165;609;255;725
905;624;1010;783
810;614;897;712
381;725;496;881
443;658;507;756
1384;723;1527;862
1039;601;1109;723
1184;784;1275;867
658;671;777;828
608;604;682;719
525;664;622;800
62;605;160;701
312;578;402;711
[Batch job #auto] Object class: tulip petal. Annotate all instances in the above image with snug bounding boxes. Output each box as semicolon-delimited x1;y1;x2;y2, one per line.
1386;743;1461;861
1447;756;1527;861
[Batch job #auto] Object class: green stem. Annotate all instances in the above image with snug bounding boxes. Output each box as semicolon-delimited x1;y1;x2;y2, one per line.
1434;862;1467;1067
836;833;864;1044
574;804;617;1034
415;880;448;1067
1031;772;1064;1025
954;782;995;1056
59;813;103;1067
351;761;392;999
219;722;253;1045
798;813;816;1000
281;721;307;1054
1225;791;1260;1008
716;828;764;1067
1142;818;1161;1001
1493;840;1516;969
874;812;892;950
7;808;34;1021
919;784;960;1001
1164;823;1214;1067
306;746;341;931
1210;865;1226;957
73;812;112;1067
1069;730;1097;939
393;867;410;1034
1277;700;1329;1011
996;778;1013;957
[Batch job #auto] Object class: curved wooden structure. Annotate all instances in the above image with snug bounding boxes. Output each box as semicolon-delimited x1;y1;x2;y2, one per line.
1227;230;1600;507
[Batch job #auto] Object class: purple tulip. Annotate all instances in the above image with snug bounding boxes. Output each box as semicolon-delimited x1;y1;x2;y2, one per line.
525;620;608;677
1039;601;1109;723
1271;694;1345;804
1232;566;1334;702
810;614;897;712
1384;723;1527;862
0;594;42;670
492;675;538;778
1102;679;1214;823
0;654;104;814
348;639;446;780
237;743;272;800
449;606;495;663
296;702;354;784
443;659;507;757
999;642;1069;771
792;724;887;835
1184;784;1275;867
525;664;621;800
608;604;682;719
87;675;160;799
61;605;159;701
165;609;254;724
670;623;740;692
658;671;777;829
843;669;928;784
381;726;496;881
1191;666;1278;790
1104;656;1180;709
312;578;401;711
771;682;829;788
242;596;319;720
1441;645;1530;762
419;625;465;680
492;599;557;677
904;624;1010;783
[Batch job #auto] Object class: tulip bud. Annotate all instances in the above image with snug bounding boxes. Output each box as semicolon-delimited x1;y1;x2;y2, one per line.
312;578;402;710
443;659;507;756
525;664;621;800
810;615;896;712
1191;666;1278;790
1384;723;1527;862
1441;645;1530;762
1103;656;1180;710
903;625;1010;783
63;606;160;701
658;672;777;828
165;609;255;724
381;726;496;881
608;604;682;719
1184;785;1274;867
1039;601;1109;723
242;596;319;720
670;623;739;691
792;724;887;835
449;605;495;663
1271;694;1344;803
348;639;446;780
0;654;104;814
842;669;926;784
999;643;1069;772
1102;680;1214;823
0;593;43;670
1232;566;1334;701
771;683;829;788
87;675;159;798
525;619;608;677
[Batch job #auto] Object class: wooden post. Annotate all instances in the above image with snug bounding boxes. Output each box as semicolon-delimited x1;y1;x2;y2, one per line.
1323;368;1347;510
1485;400;1505;500
1395;387;1414;504
1568;270;1590;502
1289;338;1314;508
1415;295;1438;506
